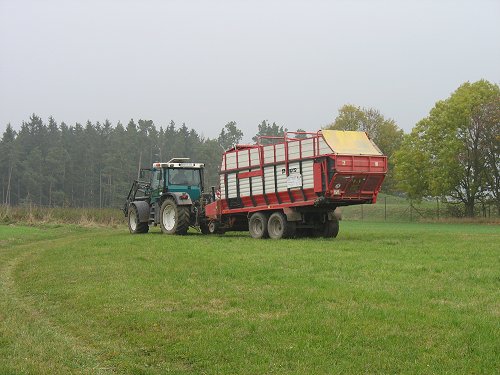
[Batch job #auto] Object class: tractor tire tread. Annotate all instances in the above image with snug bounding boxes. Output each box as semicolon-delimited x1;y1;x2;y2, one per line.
160;198;191;235
137;222;149;233
128;205;149;234
175;206;191;235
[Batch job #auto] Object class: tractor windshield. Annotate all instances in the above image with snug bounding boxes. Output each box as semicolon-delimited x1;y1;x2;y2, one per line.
168;168;201;186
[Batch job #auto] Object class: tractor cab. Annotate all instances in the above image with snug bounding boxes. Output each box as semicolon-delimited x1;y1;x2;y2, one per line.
148;158;204;204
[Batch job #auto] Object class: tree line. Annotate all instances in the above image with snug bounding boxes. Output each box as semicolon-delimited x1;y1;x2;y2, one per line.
1;79;498;216
0;117;290;209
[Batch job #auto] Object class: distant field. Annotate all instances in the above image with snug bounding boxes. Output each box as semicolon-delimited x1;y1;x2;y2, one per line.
0;222;499;374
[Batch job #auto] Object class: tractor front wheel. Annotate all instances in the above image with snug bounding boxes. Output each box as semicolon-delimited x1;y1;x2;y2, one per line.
128;205;149;234
160;199;190;235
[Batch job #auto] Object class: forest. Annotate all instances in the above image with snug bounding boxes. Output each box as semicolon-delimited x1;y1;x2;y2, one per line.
0;116;251;208
0;116;296;208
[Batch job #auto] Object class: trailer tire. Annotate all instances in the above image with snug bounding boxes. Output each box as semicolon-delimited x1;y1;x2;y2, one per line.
268;212;296;239
323;219;339;238
200;223;210;235
205;221;225;235
200;222;221;235
128;205;149;234
160;198;190;235
249;212;269;239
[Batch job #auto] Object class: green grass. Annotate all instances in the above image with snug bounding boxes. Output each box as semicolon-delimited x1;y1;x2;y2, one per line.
1;222;499;374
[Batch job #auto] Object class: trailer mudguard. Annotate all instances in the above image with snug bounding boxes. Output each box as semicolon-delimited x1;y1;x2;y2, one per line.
131;201;150;223
164;192;193;206
328;208;342;221
283;207;302;222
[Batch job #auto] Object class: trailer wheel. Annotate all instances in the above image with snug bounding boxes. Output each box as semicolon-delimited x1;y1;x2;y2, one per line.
249;212;269;239
323;219;339;238
206;221;225;235
128;205;149;234
200;223;210;234
268;212;296;239
208;221;217;234
160;198;190;235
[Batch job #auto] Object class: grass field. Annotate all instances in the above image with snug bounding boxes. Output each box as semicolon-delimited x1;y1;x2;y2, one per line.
0;222;499;374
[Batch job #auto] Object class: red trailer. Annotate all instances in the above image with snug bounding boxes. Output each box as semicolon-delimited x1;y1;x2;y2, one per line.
204;130;387;239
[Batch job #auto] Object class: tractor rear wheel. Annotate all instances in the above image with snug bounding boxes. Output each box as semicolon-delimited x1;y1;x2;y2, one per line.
249;212;269;239
267;212;296;239
160;198;190;235
128;205;149;234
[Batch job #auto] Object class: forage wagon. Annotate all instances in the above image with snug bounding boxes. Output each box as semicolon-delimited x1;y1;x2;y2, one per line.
124;130;387;239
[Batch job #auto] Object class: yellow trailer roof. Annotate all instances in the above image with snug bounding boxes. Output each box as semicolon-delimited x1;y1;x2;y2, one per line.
321;130;383;155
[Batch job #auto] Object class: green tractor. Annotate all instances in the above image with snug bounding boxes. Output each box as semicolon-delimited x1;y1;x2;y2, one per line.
123;158;212;234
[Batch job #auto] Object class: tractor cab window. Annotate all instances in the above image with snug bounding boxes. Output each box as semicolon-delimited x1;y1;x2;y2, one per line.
168;169;200;186
151;169;163;190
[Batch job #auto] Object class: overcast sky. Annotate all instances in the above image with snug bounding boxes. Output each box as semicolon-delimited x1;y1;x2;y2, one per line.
1;0;499;141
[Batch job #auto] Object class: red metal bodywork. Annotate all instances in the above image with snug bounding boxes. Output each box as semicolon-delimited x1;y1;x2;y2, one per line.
205;131;387;220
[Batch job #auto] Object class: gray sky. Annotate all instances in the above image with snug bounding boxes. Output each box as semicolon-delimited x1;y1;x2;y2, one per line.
1;0;499;141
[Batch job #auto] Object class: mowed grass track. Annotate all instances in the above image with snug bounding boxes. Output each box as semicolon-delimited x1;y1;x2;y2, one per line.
0;222;498;374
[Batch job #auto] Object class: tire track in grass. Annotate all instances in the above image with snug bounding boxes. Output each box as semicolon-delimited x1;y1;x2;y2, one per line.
0;230;117;374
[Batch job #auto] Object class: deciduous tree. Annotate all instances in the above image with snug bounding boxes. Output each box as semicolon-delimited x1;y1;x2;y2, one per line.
394;80;500;216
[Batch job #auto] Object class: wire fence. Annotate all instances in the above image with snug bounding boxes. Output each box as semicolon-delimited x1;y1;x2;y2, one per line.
341;195;499;222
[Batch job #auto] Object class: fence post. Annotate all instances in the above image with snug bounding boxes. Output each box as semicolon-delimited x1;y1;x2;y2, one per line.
384;196;387;221
437;197;439;220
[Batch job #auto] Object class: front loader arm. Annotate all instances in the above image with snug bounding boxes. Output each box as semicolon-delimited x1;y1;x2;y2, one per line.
123;180;151;216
